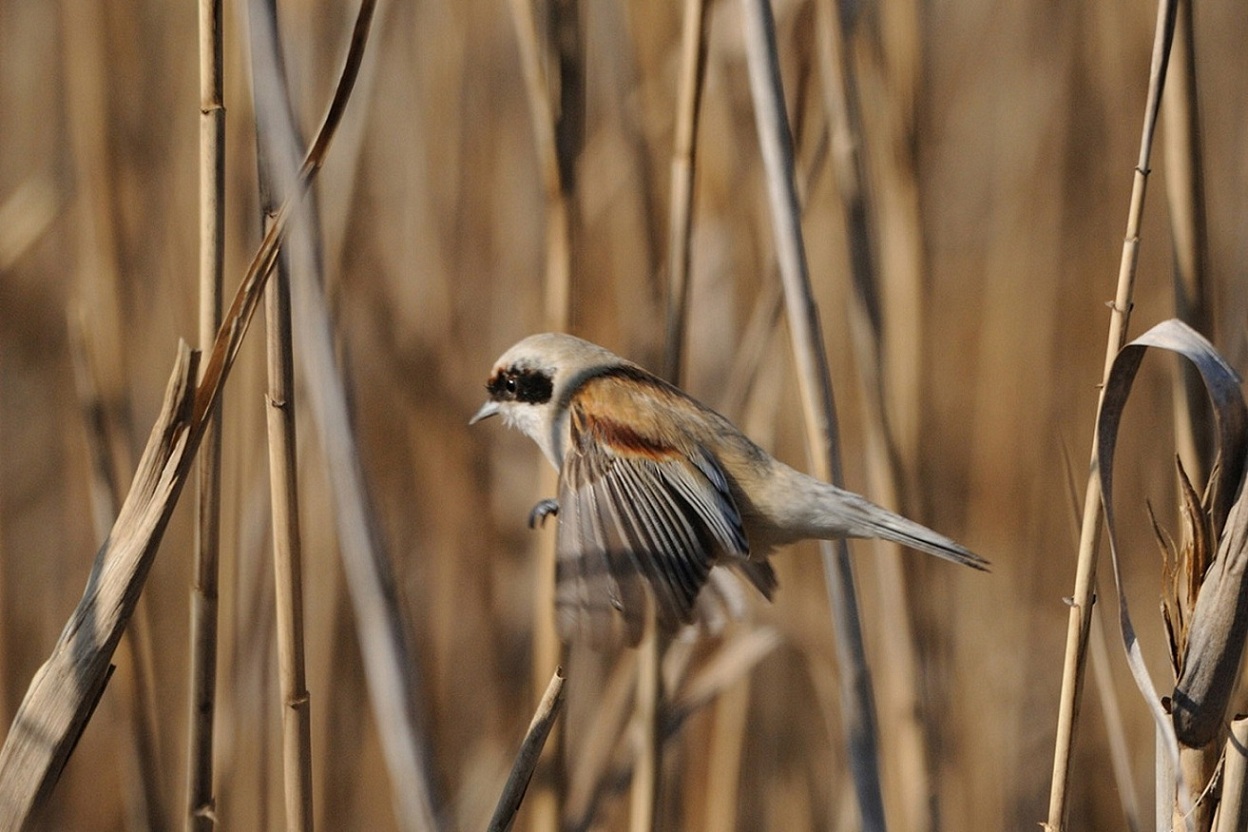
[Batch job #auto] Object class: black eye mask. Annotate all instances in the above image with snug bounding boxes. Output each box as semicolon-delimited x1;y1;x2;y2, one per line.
487;367;553;405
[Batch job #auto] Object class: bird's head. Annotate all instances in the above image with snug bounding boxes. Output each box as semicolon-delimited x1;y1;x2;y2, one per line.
470;333;626;464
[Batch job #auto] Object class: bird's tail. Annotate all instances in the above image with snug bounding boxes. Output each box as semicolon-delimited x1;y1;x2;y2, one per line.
783;475;989;570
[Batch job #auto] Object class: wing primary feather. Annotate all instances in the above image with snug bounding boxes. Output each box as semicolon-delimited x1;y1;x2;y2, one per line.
603;462;693;626
679;449;749;553
620;461;706;607
587;475;633;639
554;391;765;643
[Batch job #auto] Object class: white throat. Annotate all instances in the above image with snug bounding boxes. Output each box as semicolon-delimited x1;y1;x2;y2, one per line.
502;402;565;470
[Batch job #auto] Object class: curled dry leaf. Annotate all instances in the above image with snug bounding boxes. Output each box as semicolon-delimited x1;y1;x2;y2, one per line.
1173;484;1248;747
1097;318;1248;757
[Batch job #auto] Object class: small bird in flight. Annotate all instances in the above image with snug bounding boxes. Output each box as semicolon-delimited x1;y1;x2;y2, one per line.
472;333;987;647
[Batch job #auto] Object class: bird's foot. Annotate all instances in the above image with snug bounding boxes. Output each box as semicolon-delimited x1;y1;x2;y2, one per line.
528;499;559;529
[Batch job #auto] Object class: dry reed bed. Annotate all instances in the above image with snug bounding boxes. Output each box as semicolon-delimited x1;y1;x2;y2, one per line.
0;0;1247;829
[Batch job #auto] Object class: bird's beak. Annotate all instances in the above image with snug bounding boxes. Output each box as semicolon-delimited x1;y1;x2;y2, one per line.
469;400;500;425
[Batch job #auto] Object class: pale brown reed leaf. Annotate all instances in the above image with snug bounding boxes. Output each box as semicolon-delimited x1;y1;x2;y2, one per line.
1096;318;1247;828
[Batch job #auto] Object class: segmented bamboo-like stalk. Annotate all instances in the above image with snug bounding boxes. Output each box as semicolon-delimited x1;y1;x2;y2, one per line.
1047;3;1179;824
0;4;374;826
187;0;225;826
247;0;315;826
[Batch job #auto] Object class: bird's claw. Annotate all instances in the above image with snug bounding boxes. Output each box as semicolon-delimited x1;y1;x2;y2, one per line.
528;499;559;529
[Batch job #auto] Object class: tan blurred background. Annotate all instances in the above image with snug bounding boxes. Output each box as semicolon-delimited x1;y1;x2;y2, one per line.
1;0;1247;829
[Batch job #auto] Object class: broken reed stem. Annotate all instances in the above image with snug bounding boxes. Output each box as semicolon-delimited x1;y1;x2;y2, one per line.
739;0;886;828
1045;0;1177;827
68;316;169;831
812;1;935;828
188;0;225;827
0;344;200;830
262;194;315;832
489;667;567;832
662;0;708;383
0;5;374;826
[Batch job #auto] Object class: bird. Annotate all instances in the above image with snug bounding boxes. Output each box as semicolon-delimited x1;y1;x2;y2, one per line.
471;332;987;648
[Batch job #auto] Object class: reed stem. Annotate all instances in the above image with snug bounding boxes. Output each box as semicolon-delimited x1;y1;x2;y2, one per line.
187;0;225;826
740;0;886;826
1045;0;1177;826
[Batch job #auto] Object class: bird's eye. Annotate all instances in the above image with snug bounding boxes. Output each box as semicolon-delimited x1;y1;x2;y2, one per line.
487;367;552;404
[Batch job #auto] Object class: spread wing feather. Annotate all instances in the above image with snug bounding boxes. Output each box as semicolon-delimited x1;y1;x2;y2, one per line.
554;391;752;648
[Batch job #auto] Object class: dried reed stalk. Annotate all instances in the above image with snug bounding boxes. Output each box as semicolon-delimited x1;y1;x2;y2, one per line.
1160;38;1217;821
489;667;567;832
0;5;374;826
565;648;638;830
249;2;443;829
262;177;315;832
702;673;749;832
187;0;226;826
739;0;885;827
812;1;936;827
1088;607;1143;832
633;4;715;810
1216;717;1248;831
1045;0;1178;826
1163;0;1212;486
662;0;709;384
1059;442;1143;831
629;618;661;832
507;0;573;324
505;1;576;829
247;0;315;826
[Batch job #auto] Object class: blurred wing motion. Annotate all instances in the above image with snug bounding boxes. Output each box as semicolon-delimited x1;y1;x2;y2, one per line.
554;377;773;647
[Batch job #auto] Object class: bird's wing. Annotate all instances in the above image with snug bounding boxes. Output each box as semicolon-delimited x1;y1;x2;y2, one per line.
554;374;750;648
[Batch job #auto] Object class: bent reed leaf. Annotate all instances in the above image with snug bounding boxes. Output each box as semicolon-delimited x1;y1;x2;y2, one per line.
1098;319;1248;763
